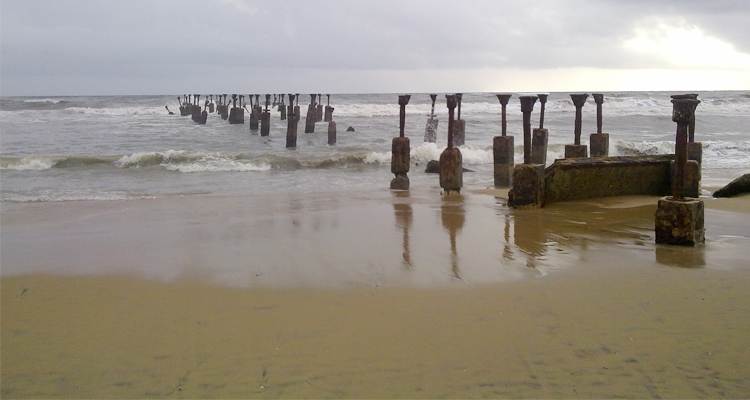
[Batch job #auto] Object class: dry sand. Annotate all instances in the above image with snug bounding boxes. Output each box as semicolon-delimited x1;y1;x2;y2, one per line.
2;188;749;398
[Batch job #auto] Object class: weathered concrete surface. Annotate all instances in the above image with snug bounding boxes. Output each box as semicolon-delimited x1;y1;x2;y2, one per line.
493;135;514;187
425;160;473;174
655;197;705;246
713;173;750;198
670;160;701;199
590;133;609;158
509;164;545;209
544;155;674;204
564;144;588;159
531;128;548;165
439;148;463;194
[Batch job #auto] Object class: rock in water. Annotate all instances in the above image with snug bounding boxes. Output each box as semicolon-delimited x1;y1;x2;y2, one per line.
713;173;750;198
425;160;440;173
346;126;355;132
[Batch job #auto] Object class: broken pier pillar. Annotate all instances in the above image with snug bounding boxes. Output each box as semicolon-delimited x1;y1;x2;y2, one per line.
261;94;271;137
531;93;549;165
286;94;298;149
424;94;438;143
493;93;513;187
305;94;316;133
390;95;411;190
451;93;465;147
589;93;609;157
655;95;703;246
565;93;589;158
440;94;463;195
509;95;545;208
324;94;334;122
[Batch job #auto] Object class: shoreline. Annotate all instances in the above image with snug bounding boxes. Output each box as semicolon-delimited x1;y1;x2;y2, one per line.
2;188;749;398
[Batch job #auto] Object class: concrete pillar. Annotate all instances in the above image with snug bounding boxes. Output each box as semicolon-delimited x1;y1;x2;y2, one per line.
191;94;202;123
440;95;462;195
208;95;215;113
424;94;439;143
328;121;337;145
509;95;545;209
493;93;513;187
260;94;271;136
249;95;259;131
305;94;316;133
286;94;298;149
531;94;549;165
228;94;245;124
220;94;229;120
565;93;589;158
324;94;334;122
590;93;609;157
391;95;411;190
519;95;538;164
655;95;703;246
452;93;465;147
316;94;324;122
494;136;514;187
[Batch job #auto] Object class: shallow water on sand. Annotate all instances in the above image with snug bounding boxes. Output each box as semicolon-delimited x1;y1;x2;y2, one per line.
2;189;749;398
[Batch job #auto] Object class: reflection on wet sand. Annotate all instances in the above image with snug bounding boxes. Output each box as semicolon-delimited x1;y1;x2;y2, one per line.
441;195;466;280
392;192;413;269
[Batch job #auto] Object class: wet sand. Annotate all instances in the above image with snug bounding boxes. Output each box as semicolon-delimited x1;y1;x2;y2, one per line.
2;188;749;398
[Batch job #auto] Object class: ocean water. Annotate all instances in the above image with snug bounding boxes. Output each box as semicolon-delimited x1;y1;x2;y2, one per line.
1;91;749;202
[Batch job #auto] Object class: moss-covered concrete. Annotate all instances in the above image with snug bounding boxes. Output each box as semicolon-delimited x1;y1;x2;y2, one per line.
544;155;675;204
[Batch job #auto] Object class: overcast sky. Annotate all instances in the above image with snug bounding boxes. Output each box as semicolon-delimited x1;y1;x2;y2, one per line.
2;0;749;96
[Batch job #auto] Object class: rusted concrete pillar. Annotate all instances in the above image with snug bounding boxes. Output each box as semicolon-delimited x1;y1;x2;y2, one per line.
286;94;298;149
440;95;463;195
192;94;202;123
655;95;703;246
509;95;545;209
208;95;215;113
493;94;513;187
279;94;287;120
424;94;438;143
305;94;316;133
451;93;465;147
220;94;228;120
324;94;334;122
589;93;609;158
316;94;324;122
531;93;549;165
260;94;271;136
328;121;337;145
391;95;411;190
228;94;245;124
565;93;589;158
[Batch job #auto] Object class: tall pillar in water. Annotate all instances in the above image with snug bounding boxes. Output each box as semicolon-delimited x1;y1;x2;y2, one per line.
655;95;703;246
305;94;316;133
286;94;298;149
589;93;610;157
439;94;463;195
220;94;229;120
509;95;545;208
278;94;287;120
192;94;202;123
208;95;215;113
390;95;411;190
451;93;466;147
684;93;703;165
424;94;438;143
324;94;334;122
531;94;549;165
316;94;324;122
565;93;589;158
493;93;514;187
260;94;271;136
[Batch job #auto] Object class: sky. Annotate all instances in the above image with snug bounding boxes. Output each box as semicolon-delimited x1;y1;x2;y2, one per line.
1;0;749;96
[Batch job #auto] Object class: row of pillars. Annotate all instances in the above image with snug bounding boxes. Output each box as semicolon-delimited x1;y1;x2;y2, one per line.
174;93;338;147
390;93;705;246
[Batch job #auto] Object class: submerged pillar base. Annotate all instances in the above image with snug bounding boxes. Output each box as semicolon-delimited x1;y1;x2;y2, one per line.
655;197;705;246
564;144;588;159
390;175;410;190
590;133;609;158
509;164;545;209
440;147;463;195
688;142;703;164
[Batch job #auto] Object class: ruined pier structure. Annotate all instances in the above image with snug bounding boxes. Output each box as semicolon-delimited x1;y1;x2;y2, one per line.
174;92;337;146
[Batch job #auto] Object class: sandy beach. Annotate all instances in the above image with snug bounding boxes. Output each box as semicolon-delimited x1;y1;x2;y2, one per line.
2;187;749;398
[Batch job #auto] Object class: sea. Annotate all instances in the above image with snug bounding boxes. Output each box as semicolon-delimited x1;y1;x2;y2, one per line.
1;91;749;202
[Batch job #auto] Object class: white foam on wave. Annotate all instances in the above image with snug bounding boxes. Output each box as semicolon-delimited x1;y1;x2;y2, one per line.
23;98;64;104
115;150;271;172
164;157;271;173
0;157;57;170
0;190;152;202
67;106;164;116
364;142;493;165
